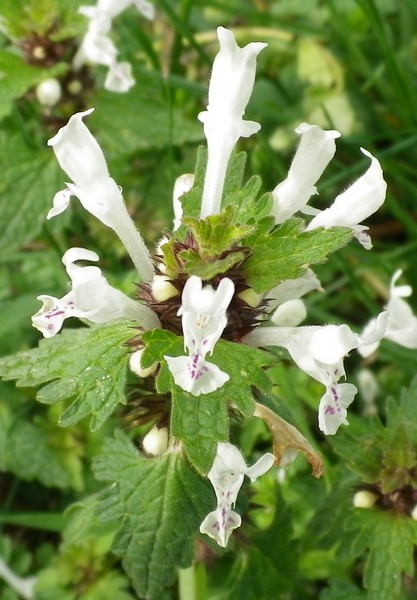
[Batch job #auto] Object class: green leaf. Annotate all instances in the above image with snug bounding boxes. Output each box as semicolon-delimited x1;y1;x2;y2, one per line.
242;218;353;293
224;177;273;225
0;416;76;489
219;491;297;600
182;205;255;258
0;51;66;120
170;385;229;474
177;247;247;280
93;430;212;600
0;126;62;254
346;510;417;600
92;77;203;155
0;321;133;430
142;330;274;473
213;339;274;417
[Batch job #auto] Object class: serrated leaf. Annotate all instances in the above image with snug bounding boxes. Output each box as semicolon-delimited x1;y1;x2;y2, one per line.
142;330;274;472
242;218;353;293
92;79;203;156
0;322;132;430
182;205;255;258
224;176;273;225
170;385;229;474
93;430;212;600
0;405;74;489
224;491;296;599
0;127;62;253
346;510;417;600
178;247;246;279
0;51;67;120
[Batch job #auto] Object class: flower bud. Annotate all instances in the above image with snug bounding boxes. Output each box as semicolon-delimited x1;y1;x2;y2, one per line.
238;287;262;308
353;490;378;508
271;299;307;327
151;275;178;302
36;78;62;107
129;349;158;378
411;505;417;520
143;426;169;456
67;79;83;96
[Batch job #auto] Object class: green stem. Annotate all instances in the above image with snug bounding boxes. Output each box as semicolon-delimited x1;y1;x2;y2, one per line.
178;563;206;600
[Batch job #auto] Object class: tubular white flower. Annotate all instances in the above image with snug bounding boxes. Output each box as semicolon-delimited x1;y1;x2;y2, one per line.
359;270;417;356
47;109;155;283
200;442;275;547
306;148;387;249
80;0;155;22
271;299;307;327
0;558;36;600
267;268;322;310
104;61;135;93
75;0;154;91
243;316;388;434
165;276;235;396
179;276;235;356
318;382;358;435
199;27;267;218
32;248;159;338
172;173;194;231
270;123;340;224
164;354;229;396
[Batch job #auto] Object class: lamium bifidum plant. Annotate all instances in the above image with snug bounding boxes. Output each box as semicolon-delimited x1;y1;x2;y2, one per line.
3;20;417;600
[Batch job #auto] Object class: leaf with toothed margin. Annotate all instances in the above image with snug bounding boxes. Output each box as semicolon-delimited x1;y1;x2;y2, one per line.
93;430;212;600
241;217;353;294
0;321;133;431
141;330;275;473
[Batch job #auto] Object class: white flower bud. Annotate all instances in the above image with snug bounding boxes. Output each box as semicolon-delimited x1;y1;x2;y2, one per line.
142;426;169;456
271;299;307;327
238;288;262;308
411;505;417;520
151;275;179;302
353;490;378;508
67;79;83;95
129;349;158;378
36;78;62;107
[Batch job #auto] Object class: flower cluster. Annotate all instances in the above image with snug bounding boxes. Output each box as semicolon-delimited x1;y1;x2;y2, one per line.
31;26;416;547
73;0;155;92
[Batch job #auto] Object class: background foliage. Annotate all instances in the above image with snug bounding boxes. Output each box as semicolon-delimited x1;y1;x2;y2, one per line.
1;0;417;598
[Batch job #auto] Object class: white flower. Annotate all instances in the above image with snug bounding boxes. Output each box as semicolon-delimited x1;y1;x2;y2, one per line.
80;0;155;22
172;173;194;231
179;276;235;356
74;0;154;92
267;268;322;326
306;148;387;249
47;109;155;283
165;276;235;396
32;248;159;338
243;314;388;434
199;27;267;218
270;123;340;224
200;442;275;547
0;558;36;600
271;299;307;327
267;269;322;310
164;354;229;396
359;270;417;356
36;78;62;107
